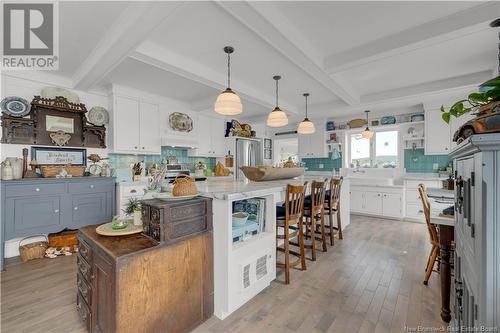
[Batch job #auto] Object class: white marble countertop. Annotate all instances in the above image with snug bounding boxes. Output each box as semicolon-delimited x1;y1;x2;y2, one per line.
196;175;338;201
403;173;449;180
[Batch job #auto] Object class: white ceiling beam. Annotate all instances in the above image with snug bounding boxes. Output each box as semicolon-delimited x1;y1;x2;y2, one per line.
131;41;298;114
308;70;491;120
325;2;500;74
217;1;360;105
72;2;184;90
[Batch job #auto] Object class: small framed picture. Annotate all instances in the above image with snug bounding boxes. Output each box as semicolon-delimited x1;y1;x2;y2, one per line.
326;121;335;131
329;133;337;142
31;146;87;166
371;120;380;126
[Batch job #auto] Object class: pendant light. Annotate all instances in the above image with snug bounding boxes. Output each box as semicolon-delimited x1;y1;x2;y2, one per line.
297;93;315;134
266;75;288;127
361;110;374;139
214;46;242;115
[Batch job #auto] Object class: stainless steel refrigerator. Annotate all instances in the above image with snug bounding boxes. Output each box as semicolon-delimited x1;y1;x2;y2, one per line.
235;138;263;180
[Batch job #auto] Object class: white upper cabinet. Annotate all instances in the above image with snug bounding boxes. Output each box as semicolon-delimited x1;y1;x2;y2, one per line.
298;125;327;158
114;96;140;153
424;106;451;155
111;94;161;155
188;115;226;157
139;101;161;154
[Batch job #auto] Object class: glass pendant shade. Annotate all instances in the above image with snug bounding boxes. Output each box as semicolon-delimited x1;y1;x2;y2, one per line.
297;92;315;134
267;75;288;127
215;46;242;115
267;107;288;127
297;118;315;134
361;127;374;139
361;110;373;139
214;88;242;115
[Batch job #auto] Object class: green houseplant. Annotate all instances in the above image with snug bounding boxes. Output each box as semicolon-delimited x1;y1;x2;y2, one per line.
440;76;500;123
124;198;142;226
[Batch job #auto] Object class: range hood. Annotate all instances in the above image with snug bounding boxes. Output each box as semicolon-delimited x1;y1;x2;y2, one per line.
161;136;198;149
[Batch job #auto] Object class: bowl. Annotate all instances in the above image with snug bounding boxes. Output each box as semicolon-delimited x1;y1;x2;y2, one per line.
232;212;249;227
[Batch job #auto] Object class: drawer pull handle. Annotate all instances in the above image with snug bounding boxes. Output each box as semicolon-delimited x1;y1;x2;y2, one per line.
130;189;137;193
80;247;88;255
54;209;59;213
90;185;94;189
74;207;78;210
35;188;40;192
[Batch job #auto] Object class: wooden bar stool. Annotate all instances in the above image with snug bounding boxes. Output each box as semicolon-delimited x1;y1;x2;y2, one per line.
418;184;440;285
324;177;344;246
276;182;308;284
300;180;328;261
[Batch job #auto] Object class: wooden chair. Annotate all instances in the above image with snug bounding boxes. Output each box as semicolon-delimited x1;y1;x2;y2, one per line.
299;180;328;261
418;184;440;285
324;177;343;246
276;182;308;284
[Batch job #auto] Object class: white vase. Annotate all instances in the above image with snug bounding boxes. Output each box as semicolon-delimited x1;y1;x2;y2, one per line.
133;210;142;226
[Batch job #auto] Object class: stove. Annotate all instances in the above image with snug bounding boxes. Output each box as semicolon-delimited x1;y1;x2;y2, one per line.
164;164;206;183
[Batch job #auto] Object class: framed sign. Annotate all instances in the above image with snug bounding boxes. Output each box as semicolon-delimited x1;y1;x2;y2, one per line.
31;147;87;166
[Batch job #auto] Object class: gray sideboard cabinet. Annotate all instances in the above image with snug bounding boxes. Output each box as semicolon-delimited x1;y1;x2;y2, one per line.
1;177;115;270
450;134;500;330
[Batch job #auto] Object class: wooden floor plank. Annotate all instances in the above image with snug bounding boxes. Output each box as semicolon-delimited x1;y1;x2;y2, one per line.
1;216;449;333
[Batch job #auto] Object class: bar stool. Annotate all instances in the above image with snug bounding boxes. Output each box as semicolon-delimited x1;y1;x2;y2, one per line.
300;180;328;261
324;177;344;246
276;182;308;284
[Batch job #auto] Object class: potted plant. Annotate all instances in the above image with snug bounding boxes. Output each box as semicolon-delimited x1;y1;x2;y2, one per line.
440;77;500;142
124;198;142;226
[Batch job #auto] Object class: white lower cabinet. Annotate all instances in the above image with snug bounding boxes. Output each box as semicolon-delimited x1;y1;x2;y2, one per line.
350;186;403;218
404;179;441;222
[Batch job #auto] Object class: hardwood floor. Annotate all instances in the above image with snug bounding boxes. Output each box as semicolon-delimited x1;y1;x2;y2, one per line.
1;216;449;333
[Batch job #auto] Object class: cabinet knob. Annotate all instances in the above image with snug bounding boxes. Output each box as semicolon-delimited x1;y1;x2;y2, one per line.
130;189;137;193
54;209;59;213
74;207;78;210
89;185;94;189
35;188;40;192
142;147;145;149
134;146;138;149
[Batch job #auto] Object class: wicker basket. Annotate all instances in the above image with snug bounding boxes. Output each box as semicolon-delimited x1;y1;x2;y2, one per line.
172;175;197;197
41;165;85;178
19;235;49;262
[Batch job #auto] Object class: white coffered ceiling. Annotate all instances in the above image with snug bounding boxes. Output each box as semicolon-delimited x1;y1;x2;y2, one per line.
22;1;500;123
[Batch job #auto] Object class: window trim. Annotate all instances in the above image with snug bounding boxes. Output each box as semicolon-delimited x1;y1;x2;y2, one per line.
345;127;400;169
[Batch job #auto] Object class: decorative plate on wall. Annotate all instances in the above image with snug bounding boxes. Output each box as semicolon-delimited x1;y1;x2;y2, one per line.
169;112;193;132
88;106;109;126
1;96;31;117
347;118;367;128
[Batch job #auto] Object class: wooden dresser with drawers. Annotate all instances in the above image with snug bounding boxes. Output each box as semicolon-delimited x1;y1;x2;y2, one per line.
76;197;214;333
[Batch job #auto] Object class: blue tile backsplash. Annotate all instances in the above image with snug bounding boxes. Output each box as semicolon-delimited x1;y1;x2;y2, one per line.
302;153;342;171
109;147;216;182
404;149;451;173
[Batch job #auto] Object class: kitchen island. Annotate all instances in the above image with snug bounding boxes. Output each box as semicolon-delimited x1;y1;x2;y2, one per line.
195;175;350;319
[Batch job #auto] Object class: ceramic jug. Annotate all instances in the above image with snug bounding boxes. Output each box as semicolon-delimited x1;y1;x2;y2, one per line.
2;160;13;180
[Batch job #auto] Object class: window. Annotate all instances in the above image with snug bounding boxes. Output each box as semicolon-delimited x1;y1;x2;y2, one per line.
348;130;399;168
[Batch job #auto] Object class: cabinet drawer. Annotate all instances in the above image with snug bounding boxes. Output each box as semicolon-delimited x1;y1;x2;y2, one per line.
166;217;210;242
78;239;92;263
164;200;208;222
77;254;92;282
5;183;66;198
76;292;92;332
69;181;111;194
118;185;147;197
77;272;92;305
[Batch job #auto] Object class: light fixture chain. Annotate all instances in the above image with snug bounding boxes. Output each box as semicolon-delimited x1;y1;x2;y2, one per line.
305;94;308;118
